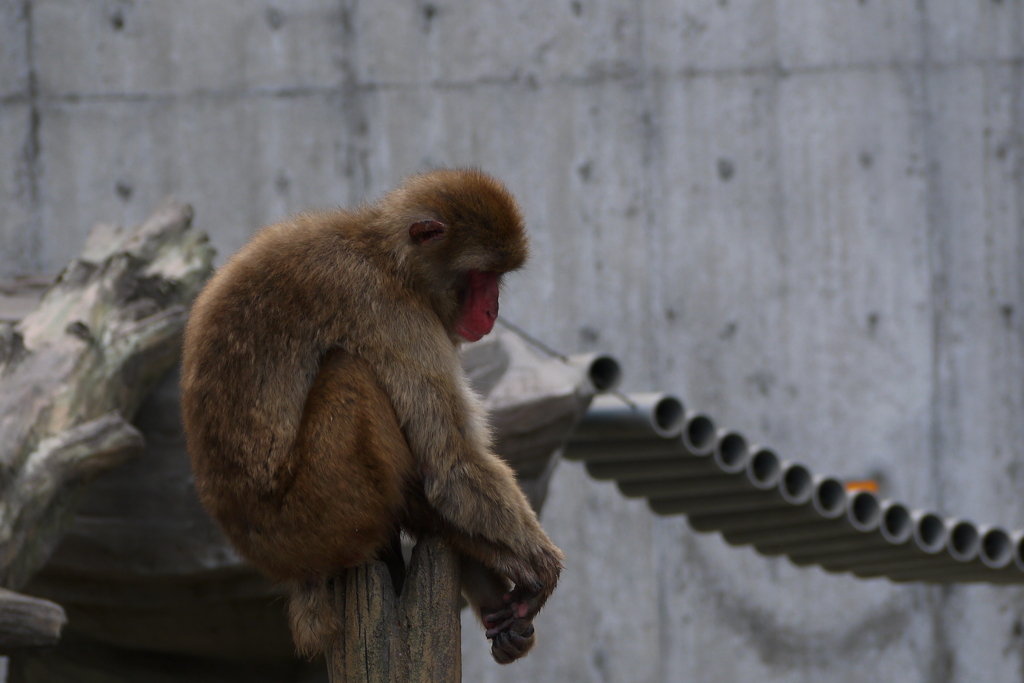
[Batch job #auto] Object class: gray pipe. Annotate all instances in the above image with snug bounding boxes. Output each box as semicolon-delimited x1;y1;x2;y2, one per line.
652;489;793;517
876;524;1003;581
947;519;981;562
981;532;1024;584
619;473;740;498
940;531;1024;584
987;571;1024;584
784;500;913;566
619;446;779;499
843;511;954;577
687;469;836;534
828;511;947;574
563;404;697;464
708;430;749;475
568;437;687;464
566;352;622;393
742;490;882;554
567;392;685;442
977;526;1012;569
653;460;815;519
881;521;1014;583
587;453;712;481
681;412;717;457
584;425;737;481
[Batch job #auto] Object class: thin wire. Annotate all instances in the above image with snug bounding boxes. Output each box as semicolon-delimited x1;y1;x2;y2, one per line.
610;389;637;408
495;317;569;362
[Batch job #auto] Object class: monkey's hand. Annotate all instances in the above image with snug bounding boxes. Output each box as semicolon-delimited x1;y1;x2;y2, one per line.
497;541;563;619
505;583;549;621
481;606;535;664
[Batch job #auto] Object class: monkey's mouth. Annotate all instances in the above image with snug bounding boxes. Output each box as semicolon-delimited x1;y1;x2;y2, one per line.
456;271;499;342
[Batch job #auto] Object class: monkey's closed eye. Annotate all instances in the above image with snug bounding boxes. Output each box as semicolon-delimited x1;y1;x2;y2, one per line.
409;220;447;244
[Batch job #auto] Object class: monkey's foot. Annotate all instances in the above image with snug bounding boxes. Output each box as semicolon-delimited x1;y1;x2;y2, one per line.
482;603;536;664
489;618;535;664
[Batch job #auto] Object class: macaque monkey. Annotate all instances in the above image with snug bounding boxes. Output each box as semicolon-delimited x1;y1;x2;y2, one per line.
180;169;563;664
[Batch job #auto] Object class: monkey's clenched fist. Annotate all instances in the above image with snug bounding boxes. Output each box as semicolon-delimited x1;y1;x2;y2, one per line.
181;169;563;663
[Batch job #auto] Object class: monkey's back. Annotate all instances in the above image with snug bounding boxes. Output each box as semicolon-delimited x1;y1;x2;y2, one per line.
181;212;415;580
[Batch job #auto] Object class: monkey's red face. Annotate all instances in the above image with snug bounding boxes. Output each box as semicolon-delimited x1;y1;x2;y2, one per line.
456;271;499;342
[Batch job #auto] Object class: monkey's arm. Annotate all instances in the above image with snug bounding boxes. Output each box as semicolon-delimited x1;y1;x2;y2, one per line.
359;314;562;613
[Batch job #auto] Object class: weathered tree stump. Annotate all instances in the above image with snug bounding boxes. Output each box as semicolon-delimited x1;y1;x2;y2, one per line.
328;536;461;683
0;199;214;591
0;199;214;655
0;588;65;653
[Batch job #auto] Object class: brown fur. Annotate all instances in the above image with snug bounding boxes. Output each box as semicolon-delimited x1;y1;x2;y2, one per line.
180;169;563;663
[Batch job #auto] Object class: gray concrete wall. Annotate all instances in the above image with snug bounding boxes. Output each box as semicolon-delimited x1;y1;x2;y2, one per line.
3;0;1024;681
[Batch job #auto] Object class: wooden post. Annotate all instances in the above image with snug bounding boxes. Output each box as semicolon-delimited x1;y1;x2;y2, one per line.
327;536;461;683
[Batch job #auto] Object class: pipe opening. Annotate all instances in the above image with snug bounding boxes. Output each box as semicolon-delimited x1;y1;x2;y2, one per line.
779;464;813;505
881;504;912;543
716;432;748;468
588;356;622;392
813;477;846;516
748;449;780;485
949;521;979;561
980;528;1012;567
1016;535;1024;570
849;491;881;530
683;414;715;452
915;514;947;552
654;398;685;437
782;464;806;497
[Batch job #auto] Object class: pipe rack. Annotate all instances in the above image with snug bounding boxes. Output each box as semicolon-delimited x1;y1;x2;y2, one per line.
564;391;1024;584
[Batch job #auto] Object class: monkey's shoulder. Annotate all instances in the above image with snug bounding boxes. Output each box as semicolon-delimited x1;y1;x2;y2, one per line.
243;209;372;260
213;211;384;286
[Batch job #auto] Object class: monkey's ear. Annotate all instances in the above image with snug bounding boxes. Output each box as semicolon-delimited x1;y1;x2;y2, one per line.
409;220;448;245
